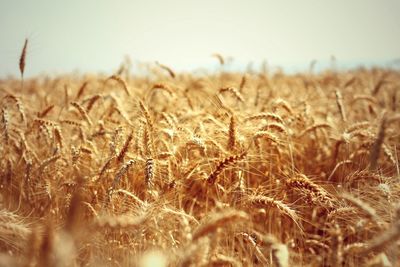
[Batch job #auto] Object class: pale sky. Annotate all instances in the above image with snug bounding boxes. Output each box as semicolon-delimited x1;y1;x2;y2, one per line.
1;0;399;77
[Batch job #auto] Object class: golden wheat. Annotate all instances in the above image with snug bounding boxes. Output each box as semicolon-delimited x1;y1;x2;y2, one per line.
0;59;399;267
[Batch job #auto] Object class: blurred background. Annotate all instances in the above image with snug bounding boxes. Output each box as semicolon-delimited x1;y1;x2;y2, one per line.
0;0;399;78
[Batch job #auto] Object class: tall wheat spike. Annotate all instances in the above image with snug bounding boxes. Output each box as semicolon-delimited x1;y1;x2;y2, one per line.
19;38;28;87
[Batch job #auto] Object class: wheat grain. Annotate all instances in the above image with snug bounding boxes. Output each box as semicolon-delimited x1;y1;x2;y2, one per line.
75;81;89;100
99;156;116;178
260;122;287;134
335;90;347;122
372;75;388;95
247;195;299;223
3;94;26;122
192;210;248;240
117;132;133;162
286;174;333;206
38;105;55;118
37;155;61;173
109;159;135;194
254;131;281;145
219;87;244;102
95;214;146;228
1;108;9;142
272;99;293;114
212;53;225;65
207;152;246;185
369;117;387;170
345;121;371;134
139;100;153;131
86;94;102;112
60;119;82;127
245;113;284;124
239;74;247;92
53;126;64;149
352;94;378;105
145;158;154;187
151;83;174;96
228;115;237;151
71;102;92;125
19;38;28;81
106;75;131;96
155;61;176;78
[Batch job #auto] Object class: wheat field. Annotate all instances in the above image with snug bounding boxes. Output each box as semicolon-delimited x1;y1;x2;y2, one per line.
0;48;400;266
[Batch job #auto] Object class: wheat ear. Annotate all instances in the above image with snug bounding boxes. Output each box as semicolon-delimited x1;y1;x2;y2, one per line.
117;132;133;162
155;61;176;78
335;90;347;122
19;38;28;88
369;117;387;170
248;195;299;223
228;115;237;151
207;152;246;185
192;210;248;240
107;75;131;96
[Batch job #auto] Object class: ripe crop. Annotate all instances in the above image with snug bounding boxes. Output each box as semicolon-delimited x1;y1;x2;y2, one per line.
0;48;399;266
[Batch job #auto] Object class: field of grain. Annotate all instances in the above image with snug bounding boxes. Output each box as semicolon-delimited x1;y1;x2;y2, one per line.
0;49;400;266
